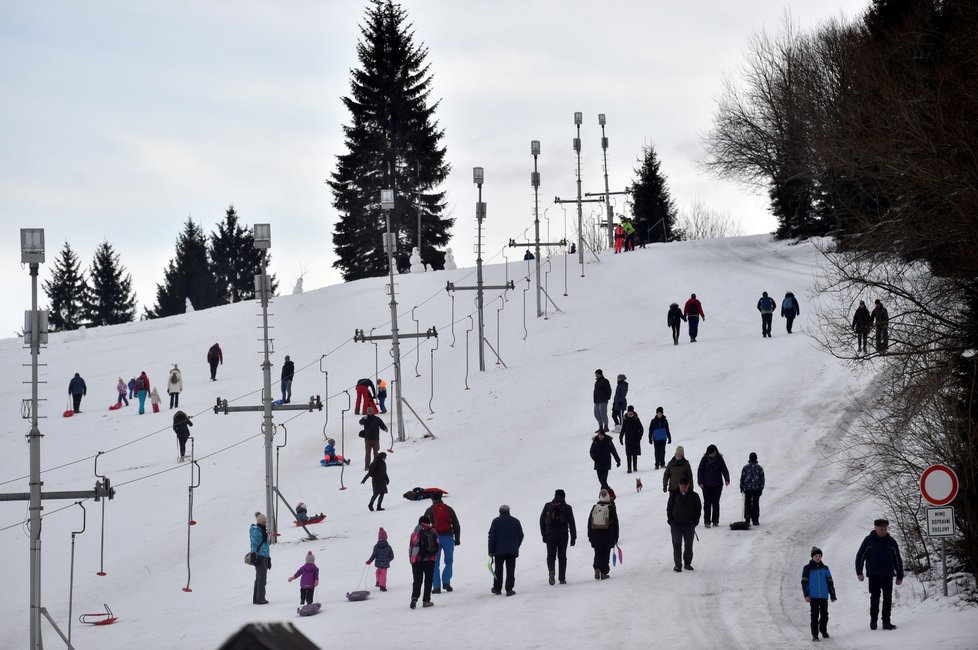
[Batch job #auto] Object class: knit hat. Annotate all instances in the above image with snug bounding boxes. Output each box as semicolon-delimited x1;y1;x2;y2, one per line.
378;527;388;541
378;452;387;460
874;518;889;527
327;438;335;445
626;405;635;413
297;502;305;509
706;444;718;455
678;477;690;486
366;406;375;414
554;489;566;500
306;551;315;563
595;369;603;376
656;406;664;414
255;512;267;525
749;452;758;463
499;504;510;514
762;291;768;297
598;488;610;503
675;445;685;457
811;547;822;558
419;515;431;525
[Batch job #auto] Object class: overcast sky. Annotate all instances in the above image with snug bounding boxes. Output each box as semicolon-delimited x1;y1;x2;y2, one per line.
0;0;867;336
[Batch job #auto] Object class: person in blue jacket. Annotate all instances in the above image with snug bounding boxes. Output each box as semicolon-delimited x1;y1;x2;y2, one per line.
648;407;672;469
855;518;904;631
781;291;800;333
68;373;87;413
250;512;271;604
488;505;524;596
802;546;837;642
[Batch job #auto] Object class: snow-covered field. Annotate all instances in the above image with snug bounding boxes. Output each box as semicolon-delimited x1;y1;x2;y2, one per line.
1;235;974;649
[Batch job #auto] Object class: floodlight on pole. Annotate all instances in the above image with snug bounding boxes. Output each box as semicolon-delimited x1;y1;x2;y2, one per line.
531;142;543;317
252;224;277;539
381;189;406;442
474;167;487;370
574;112;584;269
253;223;271;250
599;115;614;248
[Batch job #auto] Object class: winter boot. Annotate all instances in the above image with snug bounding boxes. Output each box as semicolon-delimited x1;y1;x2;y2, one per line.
410;599;417;609
549;571;555;586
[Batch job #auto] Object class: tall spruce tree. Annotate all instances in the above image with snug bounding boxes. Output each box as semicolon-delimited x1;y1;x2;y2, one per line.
43;241;89;331
84;241;137;326
630;145;681;242
328;0;452;279
147;218;221;318
209;205;277;303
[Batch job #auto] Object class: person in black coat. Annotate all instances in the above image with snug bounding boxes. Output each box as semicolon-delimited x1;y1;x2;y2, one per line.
68;373;87;413
618;406;644;473
587;489;619;580
852;301;872;353
589;430;621;489
611;374;628;432
696;444;730;527
488;505;524;596
667;303;686;346
173;410;193;461
781;292;800;333
280;355;295;403
359;407;388;471
361;452;389;512
593;369;612;433
667;478;702;572
855;518;905;630
539;489;577;585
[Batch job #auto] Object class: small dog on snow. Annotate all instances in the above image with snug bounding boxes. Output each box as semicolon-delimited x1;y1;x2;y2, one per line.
635;477;643;492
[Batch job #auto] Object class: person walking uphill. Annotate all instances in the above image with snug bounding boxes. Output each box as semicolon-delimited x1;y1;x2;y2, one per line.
488;505;524;596
757;291;777;338
667;478;701;572
871;299;889;353
207;342;223;381
855;518;904;631
667;303;686;346
852;301;872;353
68;373;87;413
249;512;271;604
619;406;644;473
683;293;705;342
173;411;193;462
587;488;619;580
281;355;294;404
697;444;730;528
540;489;577;585
424;493;461;594
593;369;612;433
781;292;800;333
359;406;387;471
611;374;628;433
366;527;394;592
408;515;439;609
802;547;837;642
135;371;151;415
590;429;621;489
361;452;389;511
740;452;765;526
649;407;672;469
166;365;182;409
662;445;693;495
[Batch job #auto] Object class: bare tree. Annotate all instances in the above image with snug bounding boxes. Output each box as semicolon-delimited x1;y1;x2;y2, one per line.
676;199;743;240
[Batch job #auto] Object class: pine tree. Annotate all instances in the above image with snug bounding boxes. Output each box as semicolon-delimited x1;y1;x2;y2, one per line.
328;0;452;279
630;145;681;243
84;241;137;326
209;205;277;303
147;218;221;318
42;241;89;331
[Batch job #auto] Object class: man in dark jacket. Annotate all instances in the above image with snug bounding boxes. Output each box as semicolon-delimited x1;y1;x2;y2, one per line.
667;478;702;572
697;444;730;528
280;355;295;403
587;489;619;580
68;373;87;413
757;291;777;338
667;303;686;345
871;299;889;353
539;489;577;585
619;406;644;473
593;369;612;433
207;342;223;381
855;518;904;630
488;505;524;596
611;374;628;433
172;410;193;461
852;301;872;353
781;292;800;333
359;406;388;471
589;430;621;489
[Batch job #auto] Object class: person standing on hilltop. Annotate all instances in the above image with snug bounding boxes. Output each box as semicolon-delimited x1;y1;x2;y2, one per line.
207;342;223;381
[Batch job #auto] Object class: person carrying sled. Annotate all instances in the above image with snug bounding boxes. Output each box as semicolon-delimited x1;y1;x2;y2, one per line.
667;303;686;346
68;373;87;413
361;452;389;511
611;374;628;433
359;406;387;471
619;405;644;473
288;551;319;607
173;410;193;461
781;292;800;333
166;365;182;409
488;505;524;596
590;429;621;489
366;527;395;591
649;407;672;469
802;546;837;642
587;488;619;580
683;293;706;342
697;444;730;528
207;342;223;381
852;301;872;353
424;492;461;594
757;291;777;338
540;489;576;586
355;378;377;415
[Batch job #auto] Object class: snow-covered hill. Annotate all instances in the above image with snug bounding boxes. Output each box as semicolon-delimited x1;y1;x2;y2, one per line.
1;236;974;649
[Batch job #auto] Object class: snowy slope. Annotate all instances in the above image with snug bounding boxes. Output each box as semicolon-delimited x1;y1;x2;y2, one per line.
1;235;975;649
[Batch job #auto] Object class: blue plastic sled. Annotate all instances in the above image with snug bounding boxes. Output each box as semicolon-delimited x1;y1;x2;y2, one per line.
272;399;285;406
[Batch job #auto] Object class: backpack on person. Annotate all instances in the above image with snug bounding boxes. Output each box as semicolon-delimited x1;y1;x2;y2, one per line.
590;503;610;530
135;377;145;392
548;502;567;526
432;502;452;534
417;527;438;557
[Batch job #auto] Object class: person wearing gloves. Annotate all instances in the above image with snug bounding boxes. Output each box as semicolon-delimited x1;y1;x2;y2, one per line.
288;551;319;607
366;527;395;591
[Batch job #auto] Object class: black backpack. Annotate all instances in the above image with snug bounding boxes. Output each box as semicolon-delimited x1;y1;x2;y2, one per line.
548;502;566;526
417;527;437;557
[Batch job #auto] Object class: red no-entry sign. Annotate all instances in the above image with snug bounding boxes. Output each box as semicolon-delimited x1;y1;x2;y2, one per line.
920;464;959;506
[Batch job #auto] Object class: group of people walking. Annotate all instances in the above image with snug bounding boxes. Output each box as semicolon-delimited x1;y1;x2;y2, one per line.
851;299;889;354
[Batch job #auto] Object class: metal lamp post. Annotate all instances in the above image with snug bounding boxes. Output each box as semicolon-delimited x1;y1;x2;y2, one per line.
573;111;584;268
531;141;543;317
381;189;406;442
252;223;278;539
599;114;614;249
473;167;487;371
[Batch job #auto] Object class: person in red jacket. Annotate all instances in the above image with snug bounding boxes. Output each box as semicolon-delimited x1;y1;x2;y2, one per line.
614;224;624;254
683;293;706;342
207;343;223;381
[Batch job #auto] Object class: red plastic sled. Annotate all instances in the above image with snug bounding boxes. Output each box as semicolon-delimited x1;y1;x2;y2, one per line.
79;603;118;625
295;514;326;526
63;410;75;418
109;403;123;411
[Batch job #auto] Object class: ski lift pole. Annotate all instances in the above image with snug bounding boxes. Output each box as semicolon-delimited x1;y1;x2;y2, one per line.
464;315;474;390
340;390;351;490
68;501;86;645
319;356;329;438
274;424;288;528
522;278;529;340
429;334;439;414
94;452;107;576
183;439;200;593
449;295;456;347
412;308;421;377
370;328;379;382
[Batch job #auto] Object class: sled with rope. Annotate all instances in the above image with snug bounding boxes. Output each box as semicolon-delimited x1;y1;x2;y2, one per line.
298;602;322;616
295;514;326;527
79;603;118;626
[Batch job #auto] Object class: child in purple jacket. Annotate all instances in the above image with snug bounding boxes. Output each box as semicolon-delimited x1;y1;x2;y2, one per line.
288;551;320;605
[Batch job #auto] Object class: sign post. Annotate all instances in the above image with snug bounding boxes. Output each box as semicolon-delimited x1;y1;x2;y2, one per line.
920;464;959;597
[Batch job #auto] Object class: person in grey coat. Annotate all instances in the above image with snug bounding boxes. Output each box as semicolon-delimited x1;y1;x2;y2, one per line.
488;505;524;596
